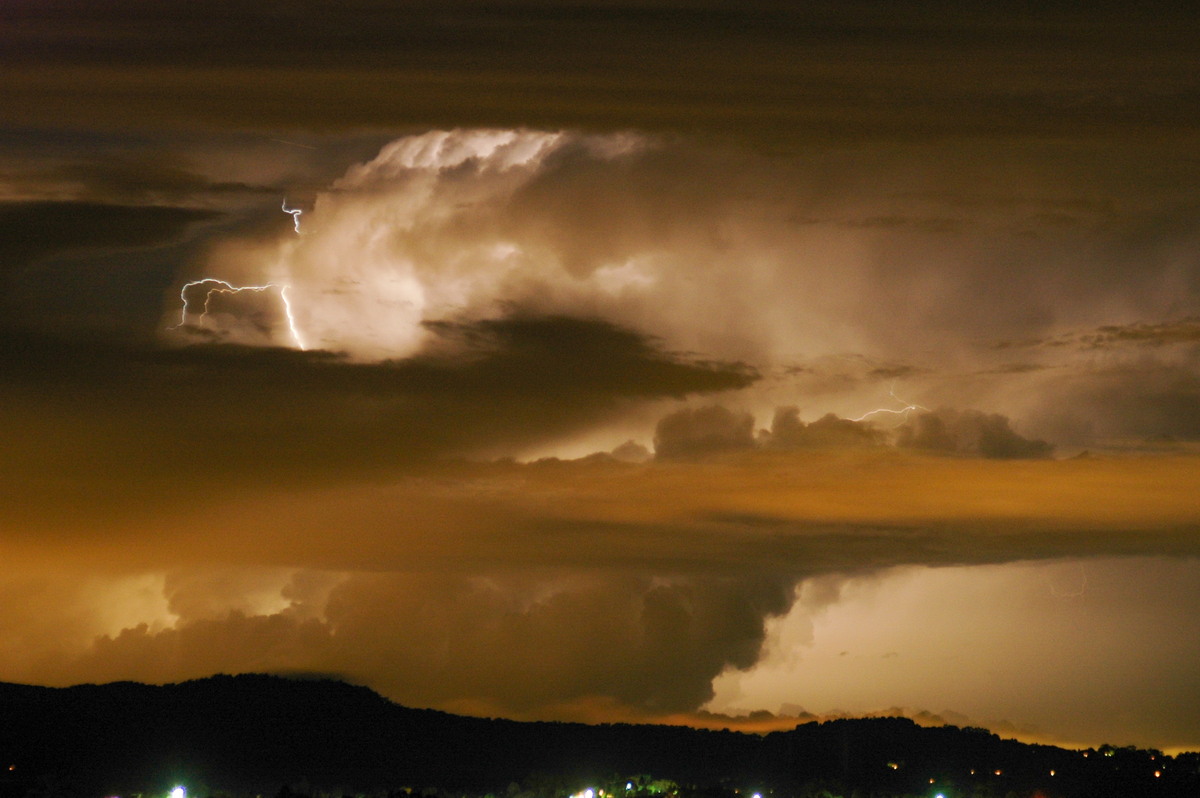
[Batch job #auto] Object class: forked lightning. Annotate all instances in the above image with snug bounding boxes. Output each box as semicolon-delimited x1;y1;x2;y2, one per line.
851;384;929;423
173;278;306;350
282;200;303;233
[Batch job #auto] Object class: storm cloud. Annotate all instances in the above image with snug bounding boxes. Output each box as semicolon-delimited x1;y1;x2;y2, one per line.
2;0;1200;755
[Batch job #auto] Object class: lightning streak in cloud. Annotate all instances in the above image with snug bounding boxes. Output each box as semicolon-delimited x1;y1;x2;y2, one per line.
851;384;929;424
174;278;307;350
277;286;306;351
282;200;303;234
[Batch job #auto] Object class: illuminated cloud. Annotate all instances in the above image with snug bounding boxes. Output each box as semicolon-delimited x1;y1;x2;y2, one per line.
3;120;1197;739
710;558;1200;750
1;444;1197;750
4;120;1199;750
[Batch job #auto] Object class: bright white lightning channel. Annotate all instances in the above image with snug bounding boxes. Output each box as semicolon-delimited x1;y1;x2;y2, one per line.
282;199;303;233
851;385;929;424
174;278;307;350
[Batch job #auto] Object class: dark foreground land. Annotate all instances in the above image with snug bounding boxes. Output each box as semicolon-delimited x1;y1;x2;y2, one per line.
0;675;1195;798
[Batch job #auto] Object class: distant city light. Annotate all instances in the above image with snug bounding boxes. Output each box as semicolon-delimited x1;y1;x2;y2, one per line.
1156;771;1162;778
170;786;186;798
1049;770;1056;776
626;784;633;792
935;793;945;798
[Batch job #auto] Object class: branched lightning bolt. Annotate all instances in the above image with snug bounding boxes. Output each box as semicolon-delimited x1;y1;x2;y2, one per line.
851;384;929;423
277;285;305;351
173;278;307;350
282;199;303;234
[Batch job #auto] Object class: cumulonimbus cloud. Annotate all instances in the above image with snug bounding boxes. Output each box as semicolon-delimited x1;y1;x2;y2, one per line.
4;125;1198;743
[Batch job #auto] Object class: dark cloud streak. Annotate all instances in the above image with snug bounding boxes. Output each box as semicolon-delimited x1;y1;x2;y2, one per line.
0;201;218;272
0;316;756;528
2;3;1197;140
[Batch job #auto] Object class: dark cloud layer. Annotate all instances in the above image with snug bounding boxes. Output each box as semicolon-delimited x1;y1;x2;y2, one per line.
897;408;1053;459
997;318;1200;352
654;406;755;461
0;316;755;529
766;408;885;451
655;403;1048;460
60;572;794;716
2;2;1197;140
0;201;217;271
0;201;223;339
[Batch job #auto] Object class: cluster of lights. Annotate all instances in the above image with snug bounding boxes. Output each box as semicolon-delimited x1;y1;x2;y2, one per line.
920;761;1177;789
86;765;1178;798
569;756;1170;798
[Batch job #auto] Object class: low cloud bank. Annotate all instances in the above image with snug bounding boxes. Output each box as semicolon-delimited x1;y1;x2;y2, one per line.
652;403;1051;461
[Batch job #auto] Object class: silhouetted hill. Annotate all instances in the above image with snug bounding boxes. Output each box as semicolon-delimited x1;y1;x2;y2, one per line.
0;675;1196;798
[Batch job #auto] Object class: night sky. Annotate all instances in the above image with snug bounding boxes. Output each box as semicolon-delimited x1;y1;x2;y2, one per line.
2;1;1199;753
